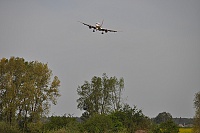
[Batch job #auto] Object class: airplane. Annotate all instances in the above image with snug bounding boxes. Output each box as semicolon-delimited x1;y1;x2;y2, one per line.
78;20;118;34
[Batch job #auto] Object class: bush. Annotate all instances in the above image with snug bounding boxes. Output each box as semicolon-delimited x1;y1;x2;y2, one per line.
44;115;83;133
27;122;44;133
64;119;83;133
110;105;151;133
0;121;21;133
149;124;162;133
83;114;113;133
48;128;67;133
159;120;179;133
45;115;77;131
109;113;125;132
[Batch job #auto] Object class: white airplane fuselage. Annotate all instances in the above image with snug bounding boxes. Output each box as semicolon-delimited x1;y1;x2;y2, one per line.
95;23;102;30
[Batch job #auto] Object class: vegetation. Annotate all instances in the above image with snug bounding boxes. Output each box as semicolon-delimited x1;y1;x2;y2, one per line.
194;91;200;133
0;57;60;132
43;105;152;133
109;104;152;132
77;73;124;116
173;118;193;126
179;127;192;133
0;57;194;133
150;112;179;133
153;112;173;124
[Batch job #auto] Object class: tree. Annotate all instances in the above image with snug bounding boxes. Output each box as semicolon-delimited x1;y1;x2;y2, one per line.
154;112;173;124
194;91;200;133
110;104;151;133
83;114;113;133
77;73;124;117
153;112;178;133
0;57;60;128
159;120;179;133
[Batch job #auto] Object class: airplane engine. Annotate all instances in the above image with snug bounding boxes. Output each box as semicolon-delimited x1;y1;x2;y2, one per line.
105;30;108;33
89;26;92;29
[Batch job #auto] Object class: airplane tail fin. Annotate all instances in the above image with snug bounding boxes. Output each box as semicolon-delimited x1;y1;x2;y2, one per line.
100;19;104;27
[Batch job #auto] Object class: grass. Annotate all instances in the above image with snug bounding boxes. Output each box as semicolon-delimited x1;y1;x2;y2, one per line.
179;127;193;133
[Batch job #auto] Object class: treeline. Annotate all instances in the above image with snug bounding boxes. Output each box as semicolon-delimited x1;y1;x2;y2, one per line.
173;118;193;126
0;57;190;133
0;108;180;133
45;105;152;133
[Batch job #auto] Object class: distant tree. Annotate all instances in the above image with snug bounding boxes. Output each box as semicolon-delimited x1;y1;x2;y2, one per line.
194;91;200;133
154;112;173;124
77;73;124;116
0;57;60;129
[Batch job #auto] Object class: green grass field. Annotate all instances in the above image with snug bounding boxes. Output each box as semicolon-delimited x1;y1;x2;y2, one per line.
179;128;192;133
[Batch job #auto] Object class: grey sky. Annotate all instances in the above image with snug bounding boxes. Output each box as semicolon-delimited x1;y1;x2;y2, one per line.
0;0;200;118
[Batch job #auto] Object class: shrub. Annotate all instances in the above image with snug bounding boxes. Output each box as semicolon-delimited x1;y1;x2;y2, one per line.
83;114;113;133
0;121;21;133
45;116;77;131
27;122;44;133
159;120;179;133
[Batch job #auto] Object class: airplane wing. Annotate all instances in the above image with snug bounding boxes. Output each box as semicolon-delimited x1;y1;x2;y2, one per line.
100;28;118;33
78;21;96;29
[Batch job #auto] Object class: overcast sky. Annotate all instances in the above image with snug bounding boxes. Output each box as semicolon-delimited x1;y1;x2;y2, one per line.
0;0;200;118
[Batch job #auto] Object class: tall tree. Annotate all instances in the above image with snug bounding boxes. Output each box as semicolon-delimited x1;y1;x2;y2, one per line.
194;91;200;133
77;73;124;117
0;57;60;126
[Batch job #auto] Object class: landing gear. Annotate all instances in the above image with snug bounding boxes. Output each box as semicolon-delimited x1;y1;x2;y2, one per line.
102;32;104;34
93;29;95;32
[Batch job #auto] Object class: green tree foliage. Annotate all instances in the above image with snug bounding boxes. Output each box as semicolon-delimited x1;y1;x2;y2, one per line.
83;114;113;133
149;124;162;133
194;91;200;133
26;121;44;133
44;115;84;133
0;121;21;133
45;115;81;131
77;73;124;116
154;112;173;124
159;120;179;133
0;57;60;128
110;104;151;133
150;120;179;133
151;112;179;133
